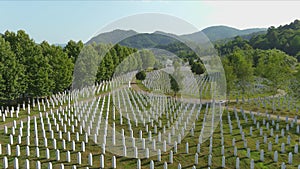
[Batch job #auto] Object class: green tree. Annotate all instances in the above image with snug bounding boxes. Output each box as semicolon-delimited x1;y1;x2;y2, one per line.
222;57;236;99
136;71;146;81
256;49;296;95
170;60;184;96
64;40;84;62
191;61;205;75
41;41;74;93
140;49;156;69
0;36;23;105
26;50;53;97
3;30;37;97
227;50;253;93
169;74;180;96
74;45;99;88
104;52;115;80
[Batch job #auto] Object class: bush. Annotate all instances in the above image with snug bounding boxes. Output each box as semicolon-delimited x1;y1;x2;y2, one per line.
136;71;146;81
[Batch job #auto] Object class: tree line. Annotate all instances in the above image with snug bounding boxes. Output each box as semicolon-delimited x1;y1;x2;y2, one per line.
0;30;158;106
216;20;300;61
0;30;76;105
217;20;300;98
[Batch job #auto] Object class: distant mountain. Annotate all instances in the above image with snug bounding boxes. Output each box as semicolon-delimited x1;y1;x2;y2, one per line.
87;26;267;47
199;26;266;42
87;29;138;44
87;30;180;49
214;30;267;45
119;33;179;49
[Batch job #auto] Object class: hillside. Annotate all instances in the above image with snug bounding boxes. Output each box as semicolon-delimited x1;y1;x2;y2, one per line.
200;26;266;42
87;29;138;44
250;19;300;57
87;26;266;46
119;33;178;49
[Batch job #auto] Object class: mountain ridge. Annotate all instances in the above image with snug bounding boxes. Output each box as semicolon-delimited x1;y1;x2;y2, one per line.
87;25;267;45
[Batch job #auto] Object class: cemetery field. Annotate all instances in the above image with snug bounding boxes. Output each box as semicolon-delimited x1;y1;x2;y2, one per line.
0;77;299;168
1;12;300;169
227;96;300;117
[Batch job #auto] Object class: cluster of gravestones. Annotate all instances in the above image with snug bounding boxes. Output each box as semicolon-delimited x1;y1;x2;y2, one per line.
142;67;217;98
78;85;206;160
234;94;299;114
1;71;300;169
0;92;68;123
142;70;171;93
0;81;111;124
222;106;300;169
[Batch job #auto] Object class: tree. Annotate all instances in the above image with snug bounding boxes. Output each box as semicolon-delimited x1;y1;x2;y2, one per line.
256;49;296;95
191;61;205;75
0;36;23;105
41;41;74;93
222;57;236;99
64;40;84;62
104;52;115;79
26;46;53;97
296;51;300;62
249;19;300;57
289;66;300;98
169;74;180;96
74;45;99;88
139;49;156;69
136;71;146;81
3;30;37;97
172;60;184;89
227;50;253;93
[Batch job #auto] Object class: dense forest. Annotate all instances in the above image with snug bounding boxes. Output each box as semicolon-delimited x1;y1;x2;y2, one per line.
0;31;157;105
0;30;76;105
217;20;300;61
217;20;300;98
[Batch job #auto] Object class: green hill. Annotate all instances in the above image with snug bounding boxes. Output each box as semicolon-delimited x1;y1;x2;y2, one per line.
200;26;266;42
250;19;300;57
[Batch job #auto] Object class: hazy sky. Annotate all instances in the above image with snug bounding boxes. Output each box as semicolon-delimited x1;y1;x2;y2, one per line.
1;1;300;44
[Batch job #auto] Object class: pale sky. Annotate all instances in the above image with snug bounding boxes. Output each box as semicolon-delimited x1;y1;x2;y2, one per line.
0;1;299;44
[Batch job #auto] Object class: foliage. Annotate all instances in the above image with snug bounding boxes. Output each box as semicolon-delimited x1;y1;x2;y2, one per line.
190;60;205;75
96;44;138;81
139;49;156;69
64;40;83;62
256;49;297;95
250;19;300;57
215;36;253;56
0;30;78;105
226;49;254;93
169;74;180;96
221;57;236;97
290;66;300;98
41;41;74;93
157;42;198;61
135;71;146;81
0;36;23;105
201;25;266;42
